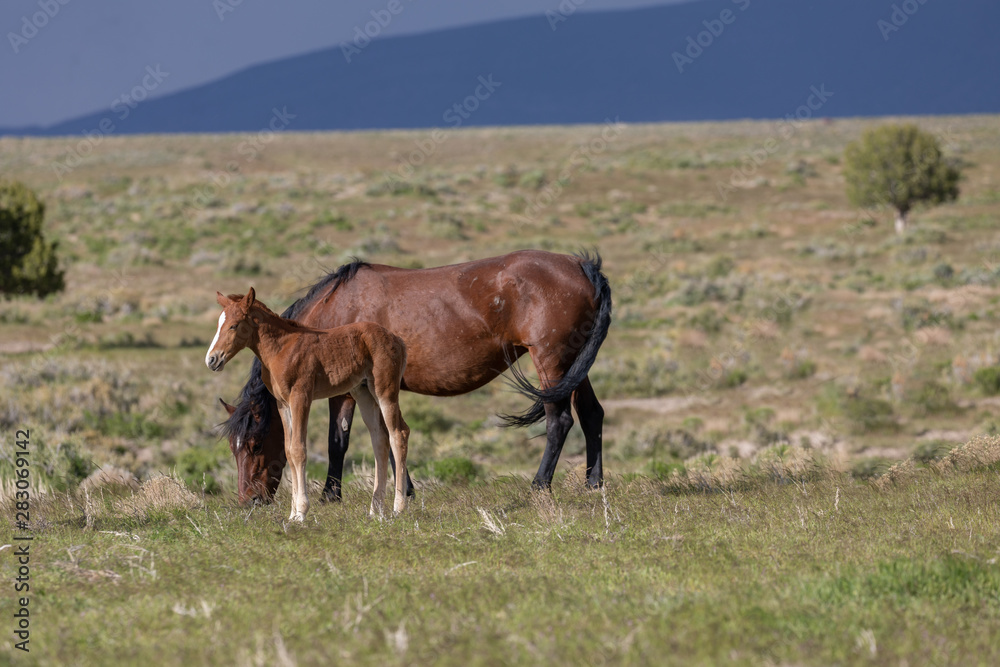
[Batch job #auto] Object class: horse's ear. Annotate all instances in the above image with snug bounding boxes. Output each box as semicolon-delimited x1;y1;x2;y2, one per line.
217;291;230;307
219;397;237;416
245;286;256;309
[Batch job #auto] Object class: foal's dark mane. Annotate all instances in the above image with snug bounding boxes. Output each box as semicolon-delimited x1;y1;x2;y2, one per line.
221;259;370;451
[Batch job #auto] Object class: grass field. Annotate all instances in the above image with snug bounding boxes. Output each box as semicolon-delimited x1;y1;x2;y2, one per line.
2;116;1000;664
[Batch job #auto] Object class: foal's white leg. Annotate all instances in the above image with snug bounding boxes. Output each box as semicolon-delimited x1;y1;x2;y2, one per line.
353;388;391;517
282;400;310;522
377;396;410;514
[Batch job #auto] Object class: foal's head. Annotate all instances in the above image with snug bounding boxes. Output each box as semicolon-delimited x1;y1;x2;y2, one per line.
205;287;258;372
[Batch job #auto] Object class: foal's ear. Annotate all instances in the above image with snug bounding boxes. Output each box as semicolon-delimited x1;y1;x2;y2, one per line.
245;286;256;309
216;291;230;308
219;397;237;416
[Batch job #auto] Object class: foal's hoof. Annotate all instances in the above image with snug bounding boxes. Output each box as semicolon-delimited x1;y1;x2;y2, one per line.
288;512;306;522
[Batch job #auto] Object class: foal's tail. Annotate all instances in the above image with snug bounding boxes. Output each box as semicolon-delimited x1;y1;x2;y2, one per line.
500;252;612;427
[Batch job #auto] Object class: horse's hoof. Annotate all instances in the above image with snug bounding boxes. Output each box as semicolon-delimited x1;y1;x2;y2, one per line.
319;491;342;504
530;479;552;492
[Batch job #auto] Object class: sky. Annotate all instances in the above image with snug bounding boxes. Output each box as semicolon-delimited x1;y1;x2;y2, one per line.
1;0;682;128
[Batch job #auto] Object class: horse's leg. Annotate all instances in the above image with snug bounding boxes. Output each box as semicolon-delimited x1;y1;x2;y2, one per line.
532;396;574;490
352;387;391;517
573;376;604;489
375;395;410;514
525;346;576;491
322;395;356;503
282;396;311;522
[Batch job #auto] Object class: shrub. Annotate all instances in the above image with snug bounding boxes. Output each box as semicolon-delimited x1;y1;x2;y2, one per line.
913;440;953;464
843;395;897;434
687;307;726;334
175;443;229;494
0;181;65;298
676;278;745;307
681;416;704;433
722;369;748;388
973;367;1000;395
84;410;165;439
932;263;955;283
518;170;547;190
900;300;953;331
493;166;519;188
787;359;817;380
911;381;957;416
647;460;685;480
405;401;456;436
366;179;437;199
851;457;890;479
0;438;92;493
705;255;735;278
419;457;479;484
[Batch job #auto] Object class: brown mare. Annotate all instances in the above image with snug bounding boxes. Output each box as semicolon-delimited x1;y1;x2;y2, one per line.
220;250;612;505
207;287;410;520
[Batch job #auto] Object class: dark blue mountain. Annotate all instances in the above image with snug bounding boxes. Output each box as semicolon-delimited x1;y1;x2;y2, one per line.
4;0;998;136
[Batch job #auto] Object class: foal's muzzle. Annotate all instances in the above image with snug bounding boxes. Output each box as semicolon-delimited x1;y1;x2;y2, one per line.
206;353;226;372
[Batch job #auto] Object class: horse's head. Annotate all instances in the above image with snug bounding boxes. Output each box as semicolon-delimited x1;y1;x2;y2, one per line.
205;287;257;372
219;397;286;506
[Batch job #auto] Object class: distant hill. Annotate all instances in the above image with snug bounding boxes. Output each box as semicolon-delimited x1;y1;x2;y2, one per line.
4;0;998;136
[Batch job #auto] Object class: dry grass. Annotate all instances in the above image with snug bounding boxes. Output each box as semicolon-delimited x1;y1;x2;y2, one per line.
82;473;201;525
79;464;140;494
872;458;917;490
933;434;1000;473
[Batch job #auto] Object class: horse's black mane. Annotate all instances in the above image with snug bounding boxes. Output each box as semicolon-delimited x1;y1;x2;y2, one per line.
220;259;370;452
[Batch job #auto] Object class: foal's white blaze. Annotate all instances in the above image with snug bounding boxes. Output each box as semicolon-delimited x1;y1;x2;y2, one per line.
205;311;226;369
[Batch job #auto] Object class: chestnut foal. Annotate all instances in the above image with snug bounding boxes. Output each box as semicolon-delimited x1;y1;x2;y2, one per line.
206;287;409;520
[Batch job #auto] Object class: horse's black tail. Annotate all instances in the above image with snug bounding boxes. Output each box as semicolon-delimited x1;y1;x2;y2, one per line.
499;251;612;428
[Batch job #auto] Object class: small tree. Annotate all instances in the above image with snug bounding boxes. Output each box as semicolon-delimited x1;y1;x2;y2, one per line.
0;181;65;298
844;124;961;234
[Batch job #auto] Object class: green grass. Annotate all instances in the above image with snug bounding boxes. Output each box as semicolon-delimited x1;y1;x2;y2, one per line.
3;467;999;666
